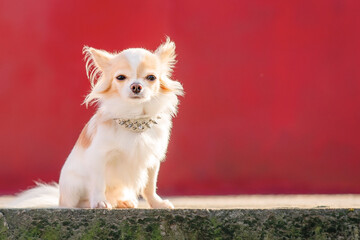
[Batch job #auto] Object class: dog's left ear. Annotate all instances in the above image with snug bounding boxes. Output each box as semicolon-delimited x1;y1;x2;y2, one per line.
155;37;176;76
155;38;183;96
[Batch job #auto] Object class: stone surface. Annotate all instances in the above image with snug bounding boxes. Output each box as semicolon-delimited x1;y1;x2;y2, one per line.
159;194;360;209
1;195;360;239
1;208;360;239
2;194;360;209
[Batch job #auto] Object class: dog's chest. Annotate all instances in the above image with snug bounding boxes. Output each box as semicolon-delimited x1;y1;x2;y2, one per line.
99;122;168;164
103;128;166;188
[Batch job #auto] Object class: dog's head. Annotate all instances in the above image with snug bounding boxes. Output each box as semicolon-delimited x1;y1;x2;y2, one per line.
83;38;183;109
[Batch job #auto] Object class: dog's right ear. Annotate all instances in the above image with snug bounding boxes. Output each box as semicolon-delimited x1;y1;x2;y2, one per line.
83;46;114;106
83;46;113;87
83;46;112;70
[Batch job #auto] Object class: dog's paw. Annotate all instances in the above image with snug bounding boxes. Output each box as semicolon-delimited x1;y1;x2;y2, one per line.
116;199;137;209
93;200;112;209
150;199;174;209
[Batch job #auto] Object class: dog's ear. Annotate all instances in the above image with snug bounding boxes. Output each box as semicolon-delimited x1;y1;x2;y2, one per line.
83;46;112;71
155;38;183;96
83;46;114;88
83;46;114;106
155;37;176;76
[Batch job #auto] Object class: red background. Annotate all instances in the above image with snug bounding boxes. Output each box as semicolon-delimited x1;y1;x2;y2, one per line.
1;0;359;195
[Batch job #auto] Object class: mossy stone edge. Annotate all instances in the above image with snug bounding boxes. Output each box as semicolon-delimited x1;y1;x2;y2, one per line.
0;208;359;239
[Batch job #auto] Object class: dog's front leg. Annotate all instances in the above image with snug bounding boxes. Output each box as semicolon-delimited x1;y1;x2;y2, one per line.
88;152;112;209
142;161;174;209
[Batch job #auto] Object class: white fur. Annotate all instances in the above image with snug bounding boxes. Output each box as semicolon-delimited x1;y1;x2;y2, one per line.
7;182;59;208
7;38;183;209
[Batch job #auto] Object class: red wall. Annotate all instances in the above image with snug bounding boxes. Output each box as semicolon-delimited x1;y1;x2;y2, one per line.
1;0;360;195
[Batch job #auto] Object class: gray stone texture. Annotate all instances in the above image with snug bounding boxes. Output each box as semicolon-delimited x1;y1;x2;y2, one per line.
1;208;360;239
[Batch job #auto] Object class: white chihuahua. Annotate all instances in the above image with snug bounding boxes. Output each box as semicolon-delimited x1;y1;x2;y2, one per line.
8;38;183;209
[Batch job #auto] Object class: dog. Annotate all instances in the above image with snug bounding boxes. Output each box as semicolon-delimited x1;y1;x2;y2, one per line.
7;38;183;209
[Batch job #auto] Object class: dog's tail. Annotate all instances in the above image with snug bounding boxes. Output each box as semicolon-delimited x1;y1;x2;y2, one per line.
6;182;59;208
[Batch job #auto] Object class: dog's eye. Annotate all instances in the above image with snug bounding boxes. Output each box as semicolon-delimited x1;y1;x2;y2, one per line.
146;75;156;81
116;75;127;80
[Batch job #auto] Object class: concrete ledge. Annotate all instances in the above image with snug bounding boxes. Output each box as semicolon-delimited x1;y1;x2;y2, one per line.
3;194;360;209
1;208;359;239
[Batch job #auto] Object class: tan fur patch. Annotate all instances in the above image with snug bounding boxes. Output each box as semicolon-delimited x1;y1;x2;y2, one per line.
76;122;96;149
137;54;158;77
96;111;113;127
101;118;114;127
159;78;172;93
102;80;120;99
111;55;133;77
59;194;63;206
100;55;133;95
97;80;112;93
116;200;135;208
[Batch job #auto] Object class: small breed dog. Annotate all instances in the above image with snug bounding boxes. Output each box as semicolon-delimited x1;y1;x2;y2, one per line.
8;38;183;209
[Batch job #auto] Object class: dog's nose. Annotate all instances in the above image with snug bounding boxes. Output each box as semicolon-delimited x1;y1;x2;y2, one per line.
130;83;143;94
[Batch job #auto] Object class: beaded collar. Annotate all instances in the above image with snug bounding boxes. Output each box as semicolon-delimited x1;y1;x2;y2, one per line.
113;116;160;132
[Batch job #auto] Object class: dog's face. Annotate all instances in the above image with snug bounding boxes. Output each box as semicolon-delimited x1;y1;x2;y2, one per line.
83;39;182;105
110;49;161;102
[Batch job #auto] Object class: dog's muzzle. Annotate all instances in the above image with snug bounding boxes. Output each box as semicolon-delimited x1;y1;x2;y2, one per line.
130;83;143;94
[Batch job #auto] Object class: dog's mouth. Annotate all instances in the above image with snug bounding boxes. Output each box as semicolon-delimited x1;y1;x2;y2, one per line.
128;92;150;101
129;94;145;100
